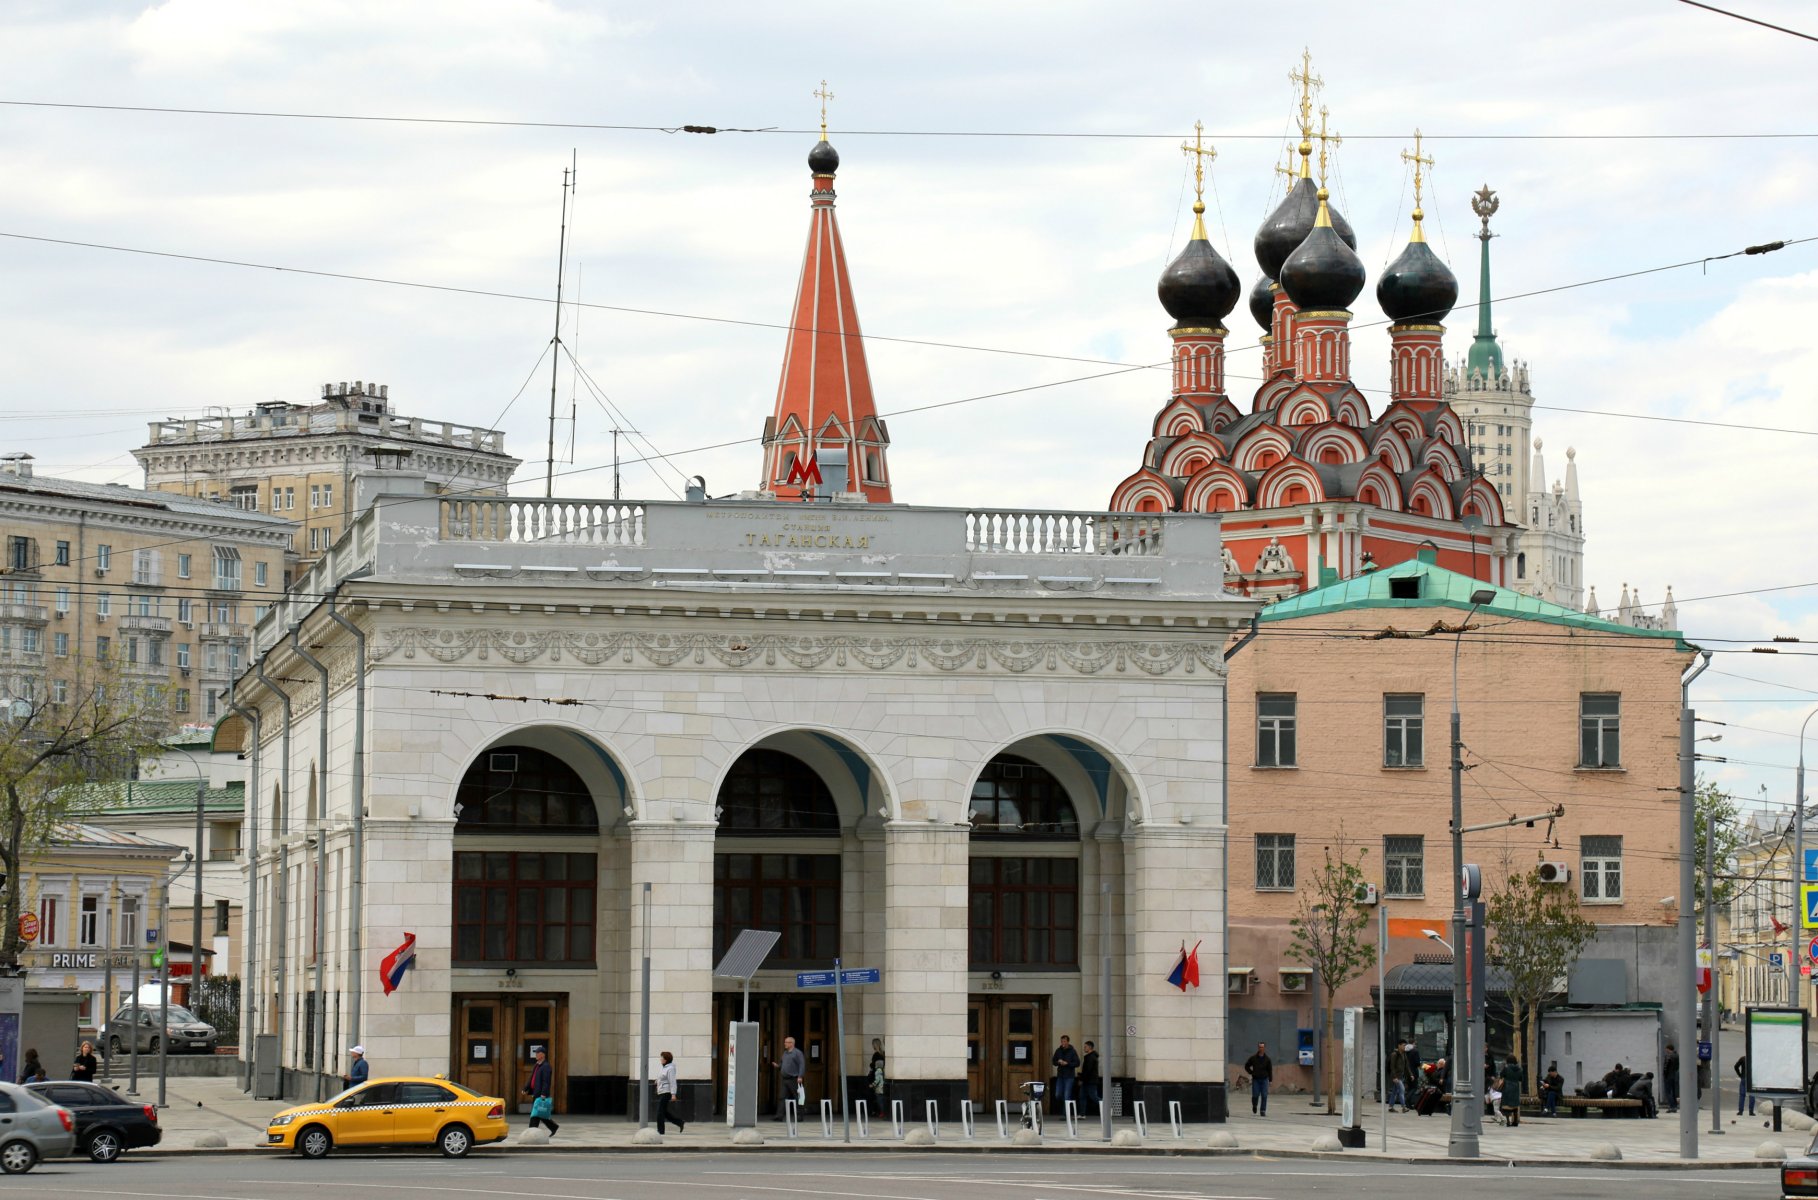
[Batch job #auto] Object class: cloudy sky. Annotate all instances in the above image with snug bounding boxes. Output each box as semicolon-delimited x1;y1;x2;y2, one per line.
1;0;1813;824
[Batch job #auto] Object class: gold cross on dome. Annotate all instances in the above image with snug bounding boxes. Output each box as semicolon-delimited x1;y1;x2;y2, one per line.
1315;104;1342;187
1180;120;1216;208
1288;48;1322;141
1401;128;1434;214
814;80;834;138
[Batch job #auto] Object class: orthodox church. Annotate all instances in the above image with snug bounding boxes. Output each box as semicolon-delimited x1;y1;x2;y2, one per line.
1109;83;1515;598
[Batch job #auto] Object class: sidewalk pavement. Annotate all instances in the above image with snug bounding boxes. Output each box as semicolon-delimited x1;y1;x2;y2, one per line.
121;1075;1810;1166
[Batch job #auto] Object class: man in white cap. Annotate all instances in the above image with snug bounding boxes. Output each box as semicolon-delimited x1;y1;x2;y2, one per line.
343;1045;369;1088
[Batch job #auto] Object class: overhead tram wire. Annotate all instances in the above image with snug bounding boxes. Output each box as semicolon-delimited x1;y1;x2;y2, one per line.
3;229;1815;440
2;98;1816;140
1674;0;1818;42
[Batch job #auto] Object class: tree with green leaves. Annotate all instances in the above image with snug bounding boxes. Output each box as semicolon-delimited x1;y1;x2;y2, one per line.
1287;840;1377;1114
0;665;166;968
1485;865;1597;1098
1695;777;1746;909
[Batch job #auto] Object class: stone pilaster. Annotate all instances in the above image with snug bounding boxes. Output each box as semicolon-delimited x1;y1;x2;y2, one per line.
882;822;969;1114
623;821;716;1113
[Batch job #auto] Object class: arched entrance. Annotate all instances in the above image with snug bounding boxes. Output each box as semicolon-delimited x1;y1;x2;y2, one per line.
446;732;623;1113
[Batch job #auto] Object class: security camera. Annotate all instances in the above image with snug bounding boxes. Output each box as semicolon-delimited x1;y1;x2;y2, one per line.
622;805;635;819
1661;896;1676;906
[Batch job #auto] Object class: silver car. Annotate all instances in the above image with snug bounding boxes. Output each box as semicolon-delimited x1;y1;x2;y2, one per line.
103;1003;219;1056
0;1081;76;1173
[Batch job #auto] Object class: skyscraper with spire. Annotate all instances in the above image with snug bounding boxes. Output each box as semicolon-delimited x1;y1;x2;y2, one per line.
758;84;893;503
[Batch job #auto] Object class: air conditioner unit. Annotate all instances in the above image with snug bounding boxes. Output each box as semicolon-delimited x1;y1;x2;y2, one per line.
1280;971;1312;994
53;610;64;620
489;752;519;774
1355;883;1380;905
1227;971;1250;995
94;568;107;578
96;612;108;623
179;667;191;678
181;620;194;630
1537;861;1572;885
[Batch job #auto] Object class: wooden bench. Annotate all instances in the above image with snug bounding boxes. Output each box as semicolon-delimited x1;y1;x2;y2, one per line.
1554;1096;1647;1118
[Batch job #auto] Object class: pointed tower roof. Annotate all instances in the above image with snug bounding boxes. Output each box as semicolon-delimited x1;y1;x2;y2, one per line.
1466;184;1505;377
760;86;892;503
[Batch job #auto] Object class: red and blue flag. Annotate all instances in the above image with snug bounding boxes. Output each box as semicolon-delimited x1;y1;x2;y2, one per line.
1166;940;1201;991
381;932;417;996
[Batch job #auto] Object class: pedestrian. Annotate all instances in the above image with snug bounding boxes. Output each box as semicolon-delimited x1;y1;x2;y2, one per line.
524;1044;558;1137
1051;1035;1080;1109
71;1040;98;1083
1541;1061;1564;1117
1080;1040;1102;1117
1386;1040;1408;1111
1500;1055;1525;1127
1243;1041;1273;1116
1402;1041;1420;1106
656;1050;686;1134
773;1035;805;1120
342;1044;369;1088
1629;1070;1657;1119
869;1038;887;1111
1663;1043;1681;1112
18;1048;46;1084
1735;1053;1755;1117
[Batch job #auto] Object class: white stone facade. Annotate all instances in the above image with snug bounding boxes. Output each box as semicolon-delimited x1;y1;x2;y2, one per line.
228;494;1253;1120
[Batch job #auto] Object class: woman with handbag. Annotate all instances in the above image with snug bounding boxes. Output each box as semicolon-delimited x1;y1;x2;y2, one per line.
524;1045;558;1137
656;1051;686;1134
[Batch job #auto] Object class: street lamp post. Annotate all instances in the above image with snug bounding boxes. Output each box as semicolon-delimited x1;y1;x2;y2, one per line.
1793;707;1818;1020
1448;588;1495;1159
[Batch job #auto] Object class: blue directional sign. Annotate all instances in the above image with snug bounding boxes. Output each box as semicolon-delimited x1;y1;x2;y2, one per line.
796;967;881;989
795;970;836;989
1806;849;1818;882
840;968;880;986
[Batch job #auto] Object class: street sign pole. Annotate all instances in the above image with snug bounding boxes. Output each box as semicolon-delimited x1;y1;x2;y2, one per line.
833;957;850;1144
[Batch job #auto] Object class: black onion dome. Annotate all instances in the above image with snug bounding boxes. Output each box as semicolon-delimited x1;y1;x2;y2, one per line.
1254;175;1358;279
1249;275;1275;330
808;139;840;174
1157;228;1241;325
1376;236;1458;324
1278;203;1367;311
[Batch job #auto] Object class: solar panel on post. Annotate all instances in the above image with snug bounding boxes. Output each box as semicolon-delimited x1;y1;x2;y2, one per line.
714;929;782;1022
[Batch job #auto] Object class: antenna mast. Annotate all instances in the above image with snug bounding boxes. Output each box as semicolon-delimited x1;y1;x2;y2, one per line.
545;150;576;498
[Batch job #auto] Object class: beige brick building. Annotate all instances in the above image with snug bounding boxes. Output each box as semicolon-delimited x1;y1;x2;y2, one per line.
1225;549;1691;1092
133;381;519;579
0;453;293;725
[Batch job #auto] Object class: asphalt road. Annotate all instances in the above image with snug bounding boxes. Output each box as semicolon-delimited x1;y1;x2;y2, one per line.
4;1153;1782;1199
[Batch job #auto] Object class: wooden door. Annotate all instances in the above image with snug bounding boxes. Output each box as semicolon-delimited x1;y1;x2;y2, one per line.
966;995;1049;1110
453;994;566;1114
1000;998;1046;1099
455;997;504;1104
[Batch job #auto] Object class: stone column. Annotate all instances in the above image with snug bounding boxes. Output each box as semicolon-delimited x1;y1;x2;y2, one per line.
882;822;969;1115
624;820;716;1118
1124;825;1229;1121
358;820;454;1079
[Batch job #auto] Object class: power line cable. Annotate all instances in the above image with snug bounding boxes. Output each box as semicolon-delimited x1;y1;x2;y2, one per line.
1674;0;1818;42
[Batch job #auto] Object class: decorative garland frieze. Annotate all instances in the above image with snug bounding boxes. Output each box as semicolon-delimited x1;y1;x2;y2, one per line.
370;625;1225;678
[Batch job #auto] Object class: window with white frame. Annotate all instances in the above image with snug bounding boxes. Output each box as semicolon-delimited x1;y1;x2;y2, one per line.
53;632;68;658
212;545;242;590
37;894;60;947
1255;833;1295;890
1256;694;1297;767
78;895;100;945
176;643;190;669
1384;835;1425;897
96;591;111;617
51;678;68;705
1384;694;1424;767
95;544;112;571
131;548;159;585
1579;693;1621;768
255;561;268;587
119;895;140;947
177;553;191;579
1582;835;1623;901
54;587;69;614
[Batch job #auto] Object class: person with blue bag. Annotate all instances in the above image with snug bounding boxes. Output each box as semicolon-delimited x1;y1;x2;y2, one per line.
524;1044;559;1137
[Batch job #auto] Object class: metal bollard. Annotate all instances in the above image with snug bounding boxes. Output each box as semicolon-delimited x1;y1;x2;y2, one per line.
820;1098;835;1139
925;1099;940;1140
1132;1100;1149;1139
785;1098;800;1138
960;1099;976;1139
891;1098;906;1139
855;1098;870;1139
1168;1100;1183;1139
1064;1098;1079;1138
994;1099;1011;1138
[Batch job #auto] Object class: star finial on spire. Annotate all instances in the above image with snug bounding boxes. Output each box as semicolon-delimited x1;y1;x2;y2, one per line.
1315;104;1342;188
1180;120;1216;236
815;79;835;141
1472;184;1500;241
1401;128;1435;241
1288;48;1323;178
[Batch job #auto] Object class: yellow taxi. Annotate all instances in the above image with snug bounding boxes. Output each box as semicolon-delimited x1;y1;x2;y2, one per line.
264;1076;509;1158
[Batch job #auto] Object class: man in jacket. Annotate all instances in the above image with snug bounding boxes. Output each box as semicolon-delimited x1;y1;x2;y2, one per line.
1243;1042;1273;1116
524;1045;558;1137
1080;1040;1102;1117
343;1045;369;1089
1386;1042;1409;1111
1051;1036;1081;1108
774;1036;805;1120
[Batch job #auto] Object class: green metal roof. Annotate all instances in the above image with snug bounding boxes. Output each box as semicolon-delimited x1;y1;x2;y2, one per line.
1258;550;1691;650
64;779;245;817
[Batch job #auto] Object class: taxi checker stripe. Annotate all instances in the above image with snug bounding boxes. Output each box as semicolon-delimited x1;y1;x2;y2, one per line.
281;1099;497;1118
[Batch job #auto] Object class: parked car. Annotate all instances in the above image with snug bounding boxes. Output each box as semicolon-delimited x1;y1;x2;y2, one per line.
1785;1132;1818;1200
0;1081;76;1174
263;1076;508;1158
25;1081;162;1162
102;1002;218;1056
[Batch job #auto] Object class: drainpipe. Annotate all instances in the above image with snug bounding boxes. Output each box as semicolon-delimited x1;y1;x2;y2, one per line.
1679;648;1712;1159
223;688;261;1093
1223;614;1261;1116
288;627;332;1101
326;591;366;1054
252;656;291;1099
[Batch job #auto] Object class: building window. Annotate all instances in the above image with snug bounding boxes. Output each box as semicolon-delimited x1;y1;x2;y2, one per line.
176;643;190;669
282;486;295;510
54;588;69;614
37;896;58;947
1256;694;1297;767
213;600;234;624
54;541;69;566
125;637;139;665
454;747;601;832
1582;835;1623;902
53;632;68;658
968;856;1079;968
132;549;158;586
1255;833;1296;890
175;689;190;713
21;628;39;654
95;635;110;660
51;678;67;705
96;592;111;617
717;749;840;835
9;535;38;571
214;899;231;936
1516;552;1526;579
713;852;841;968
254;561;268;588
177;553;191;579
212;546;242;590
308;528;320;552
148;640;164;668
1579;693;1621;768
95;544;111;572
453;850;597;965
119;896;140;947
130;593;153;618
1384;835;1425;897
79;896;100;945
205;689;219;718
1384;694;1425;767
203;643;221;674
968;755;1079;838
